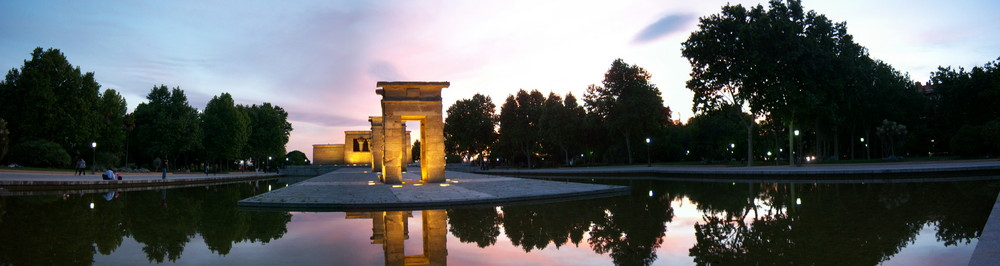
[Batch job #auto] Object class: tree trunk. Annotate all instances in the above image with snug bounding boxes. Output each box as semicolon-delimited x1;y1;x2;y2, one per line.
562;147;570;166
832;126;840;160
788;121;795;166
850;126;856;160
745;120;753;167
621;129;634;164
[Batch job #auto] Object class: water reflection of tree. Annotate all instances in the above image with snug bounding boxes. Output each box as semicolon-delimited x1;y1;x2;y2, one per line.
0;181;292;265
588;192;675;266
0;194;126;265
502;199;607;252
686;181;1000;265
447;207;502;248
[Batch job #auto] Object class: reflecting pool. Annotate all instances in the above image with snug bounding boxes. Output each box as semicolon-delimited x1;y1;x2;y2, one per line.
1;177;997;265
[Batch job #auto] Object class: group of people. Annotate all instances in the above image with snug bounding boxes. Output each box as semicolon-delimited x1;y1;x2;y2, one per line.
75;158;121;180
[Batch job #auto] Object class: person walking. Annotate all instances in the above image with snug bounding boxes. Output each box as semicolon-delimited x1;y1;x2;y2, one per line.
161;159;168;179
76;158;86;176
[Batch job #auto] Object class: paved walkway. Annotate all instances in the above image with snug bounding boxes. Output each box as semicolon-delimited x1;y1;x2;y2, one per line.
971;191;1000;265
0;170;281;195
474;160;1000;179
237;168;628;211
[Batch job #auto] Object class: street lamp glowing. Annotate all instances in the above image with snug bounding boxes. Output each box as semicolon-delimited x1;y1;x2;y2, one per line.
645;137;651;167
91;142;97;174
860;137;865;142
794;130;800;136
730;143;735;148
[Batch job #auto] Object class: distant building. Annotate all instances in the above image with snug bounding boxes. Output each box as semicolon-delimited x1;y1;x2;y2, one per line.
312;130;411;166
915;82;934;95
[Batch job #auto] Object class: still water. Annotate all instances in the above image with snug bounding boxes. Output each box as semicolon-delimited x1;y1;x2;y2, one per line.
1;177;997;265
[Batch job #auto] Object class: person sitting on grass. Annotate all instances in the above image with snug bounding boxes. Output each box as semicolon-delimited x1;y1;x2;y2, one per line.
102;167;115;180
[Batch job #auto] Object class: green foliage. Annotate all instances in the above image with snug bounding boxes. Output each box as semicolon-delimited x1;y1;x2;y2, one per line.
243;103;292;163
497;90;546;167
444;93;497;162
584;59;669;164
411;140;421;161
445;153;463;163
132;85;202;163
950;120;1000;157
0;118;8;162
0;47;104;155
285;150;308;165
538;92;586;165
10;139;71;168
95;89;128;161
201;93;250;163
682;1;922;161
96;151;119;170
685;106;747;162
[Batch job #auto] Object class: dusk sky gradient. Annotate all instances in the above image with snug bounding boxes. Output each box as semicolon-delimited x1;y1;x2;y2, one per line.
2;0;997;160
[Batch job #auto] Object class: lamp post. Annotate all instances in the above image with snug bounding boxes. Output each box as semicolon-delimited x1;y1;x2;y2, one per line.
861;137;869;160
268;156;273;172
930;139;936;157
91;142;97;174
793;130;800;166
645;138;651;167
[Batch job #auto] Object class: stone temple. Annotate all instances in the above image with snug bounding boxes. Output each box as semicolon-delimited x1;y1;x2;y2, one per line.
311;81;449;184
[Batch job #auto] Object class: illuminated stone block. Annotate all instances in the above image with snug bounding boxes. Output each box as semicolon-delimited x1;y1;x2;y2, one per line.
369;117;384;173
312;144;344;165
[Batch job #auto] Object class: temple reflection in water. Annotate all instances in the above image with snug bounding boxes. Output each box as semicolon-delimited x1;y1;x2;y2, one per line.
347;210;448;266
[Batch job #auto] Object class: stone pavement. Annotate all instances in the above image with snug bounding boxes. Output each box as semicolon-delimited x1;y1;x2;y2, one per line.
237;168;629;211
970;191;1000;265
0;170;280;196
475;160;1000;179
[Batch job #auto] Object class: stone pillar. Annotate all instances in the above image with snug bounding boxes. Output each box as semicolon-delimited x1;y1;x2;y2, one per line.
421;115;446;183
382;116;405;184
423;209;448;265
369;117;384;173
401;124;408;173
404;131;412;166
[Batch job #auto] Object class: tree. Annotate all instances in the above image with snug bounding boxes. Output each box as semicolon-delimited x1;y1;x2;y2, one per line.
411;140;421;162
132;85;202;167
497;90;546;168
0;118;8;162
0;47;103;158
443;93;497;165
584;59;669;164
285;150;308;165
201;93;250;167
683;0;902;164
95;89;128;166
539;92;586;165
242;103;292;166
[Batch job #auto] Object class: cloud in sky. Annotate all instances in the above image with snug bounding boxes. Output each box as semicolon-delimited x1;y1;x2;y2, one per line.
633;13;697;44
1;0;998;160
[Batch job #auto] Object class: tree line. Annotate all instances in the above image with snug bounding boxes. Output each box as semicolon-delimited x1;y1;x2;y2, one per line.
0;47;298;171
444;0;998;167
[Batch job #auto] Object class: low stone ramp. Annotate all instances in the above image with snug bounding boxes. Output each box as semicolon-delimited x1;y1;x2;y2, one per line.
238;168;628;211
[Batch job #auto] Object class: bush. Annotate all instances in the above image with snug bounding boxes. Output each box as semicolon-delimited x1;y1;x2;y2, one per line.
951;120;1000;157
10;139;71;168
96;152;119;170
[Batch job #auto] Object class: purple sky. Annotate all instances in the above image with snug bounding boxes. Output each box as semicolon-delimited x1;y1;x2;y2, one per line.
2;0;997;160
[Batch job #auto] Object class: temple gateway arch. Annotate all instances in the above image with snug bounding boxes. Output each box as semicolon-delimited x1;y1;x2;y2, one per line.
376;81;449;184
